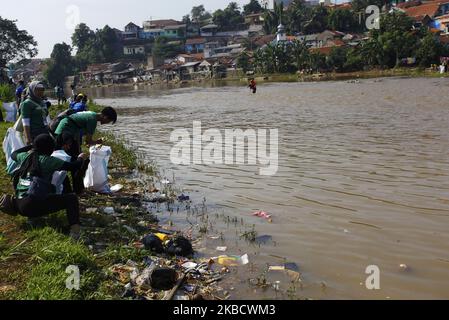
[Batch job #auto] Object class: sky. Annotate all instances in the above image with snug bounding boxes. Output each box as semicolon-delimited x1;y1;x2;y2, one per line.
2;0;256;58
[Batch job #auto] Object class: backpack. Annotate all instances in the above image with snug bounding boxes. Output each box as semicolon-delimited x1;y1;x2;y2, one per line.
49;109;79;134
142;234;165;253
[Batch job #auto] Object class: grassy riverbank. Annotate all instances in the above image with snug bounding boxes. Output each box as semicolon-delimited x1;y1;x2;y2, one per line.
0;103;159;299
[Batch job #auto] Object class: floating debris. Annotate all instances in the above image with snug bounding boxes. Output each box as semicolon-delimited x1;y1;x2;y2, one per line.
252;211;272;221
216;246;228;252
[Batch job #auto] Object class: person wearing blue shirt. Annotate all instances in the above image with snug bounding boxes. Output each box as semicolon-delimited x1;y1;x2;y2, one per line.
69;94;83;110
15;80;25;108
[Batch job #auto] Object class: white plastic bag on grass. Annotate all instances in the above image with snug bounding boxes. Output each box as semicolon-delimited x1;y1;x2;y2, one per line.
2;127;25;175
84;145;112;194
2;102;17;123
51;150;72;194
2;127;25;164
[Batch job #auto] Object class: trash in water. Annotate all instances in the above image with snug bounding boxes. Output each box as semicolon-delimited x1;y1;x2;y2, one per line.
103;207;115;215
182;262;198;269
154;233;169;242
216;256;239;267
255;235;273;244
208;235;220;240
165;236;194;257
161;179;171;185
216;246;227;252
284;262;299;272
178;194;190;201
149;187;159;193
215;254;249;267
110;184;124;193
269;266;285;271
240;254;249;265
399;264;409;271
86;208;98;214
252;211;272;220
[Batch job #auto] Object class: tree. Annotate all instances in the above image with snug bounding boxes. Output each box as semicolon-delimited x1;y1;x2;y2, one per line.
191;5;211;24
182;15;191;24
303;5;329;34
327;9;359;32
45;43;74;86
0;16;37;64
263;1;285;34
237;53;253;72
377;12;416;67
326;46;348;71
213;2;244;31
416;32;443;67
71;23;94;51
244;0;263;15
286;0;311;34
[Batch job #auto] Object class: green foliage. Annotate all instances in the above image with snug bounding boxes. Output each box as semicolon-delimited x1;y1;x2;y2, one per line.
45;42;74;87
327;9;359;32
237;53;253;72
0;84;15;102
416;32;444;68
191;5;212;25
327;46;349;71
71;24;122;71
244;0;263;15
213;2;245;31
0;16;38;63
152;37;183;59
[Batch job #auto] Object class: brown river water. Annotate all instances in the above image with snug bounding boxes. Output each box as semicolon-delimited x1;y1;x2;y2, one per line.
87;77;449;300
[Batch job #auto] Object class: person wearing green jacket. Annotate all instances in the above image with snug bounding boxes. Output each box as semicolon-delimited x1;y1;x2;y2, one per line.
54;107;117;194
21;81;50;145
10;134;88;240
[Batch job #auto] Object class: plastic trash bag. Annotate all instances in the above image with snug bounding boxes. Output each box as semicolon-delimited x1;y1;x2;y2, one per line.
2;102;17;123
84;146;112;193
51;150;71;194
2;127;25;175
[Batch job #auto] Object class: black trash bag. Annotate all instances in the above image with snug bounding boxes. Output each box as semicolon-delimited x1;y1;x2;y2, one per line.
0;194;18;216
149;267;178;290
165;236;194;257
142;234;164;253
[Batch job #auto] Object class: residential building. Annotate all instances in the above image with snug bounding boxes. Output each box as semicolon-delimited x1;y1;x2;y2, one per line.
185;38;207;53
123;22;141;40
201;24;219;37
164;24;187;39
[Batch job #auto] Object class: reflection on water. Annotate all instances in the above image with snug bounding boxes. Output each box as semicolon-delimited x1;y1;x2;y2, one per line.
90;77;449;299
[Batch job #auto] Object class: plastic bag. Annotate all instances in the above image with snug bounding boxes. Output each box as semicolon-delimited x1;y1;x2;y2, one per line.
2;127;25;176
51;150;71;194
83;145;112;193
2;102;17;123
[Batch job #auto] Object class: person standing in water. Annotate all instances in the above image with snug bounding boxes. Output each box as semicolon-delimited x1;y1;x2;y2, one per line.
249;78;257;94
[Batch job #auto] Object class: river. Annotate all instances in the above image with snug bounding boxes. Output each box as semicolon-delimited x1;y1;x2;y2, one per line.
86;77;449;300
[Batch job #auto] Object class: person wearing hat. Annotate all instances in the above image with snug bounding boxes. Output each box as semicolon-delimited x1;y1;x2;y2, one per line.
9;134;88;239
21;81;50;145
70;94;88;113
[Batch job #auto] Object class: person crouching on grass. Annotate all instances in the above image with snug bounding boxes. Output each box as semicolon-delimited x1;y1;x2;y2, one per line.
54;107;118;194
10;134;88;240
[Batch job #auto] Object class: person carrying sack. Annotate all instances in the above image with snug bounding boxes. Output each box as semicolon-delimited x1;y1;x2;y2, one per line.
7;134;88;239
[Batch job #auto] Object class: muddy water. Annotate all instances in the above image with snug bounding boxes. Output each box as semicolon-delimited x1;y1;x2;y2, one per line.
89;77;449;299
